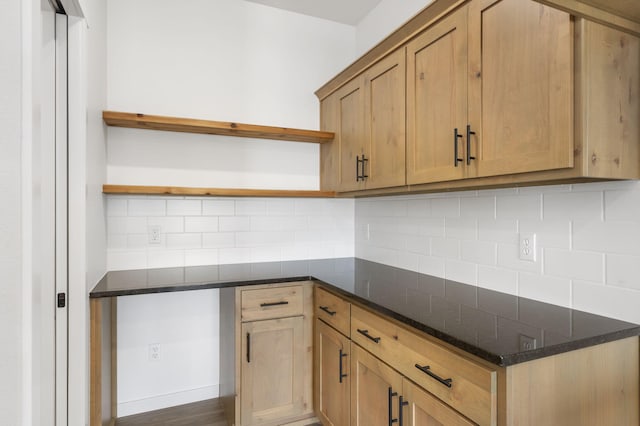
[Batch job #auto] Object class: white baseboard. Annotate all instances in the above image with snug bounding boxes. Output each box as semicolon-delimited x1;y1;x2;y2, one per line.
117;384;220;417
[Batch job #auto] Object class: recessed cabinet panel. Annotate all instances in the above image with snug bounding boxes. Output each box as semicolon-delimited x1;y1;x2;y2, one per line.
364;49;407;189
468;0;573;177
337;79;366;192
407;7;469;184
241;316;305;425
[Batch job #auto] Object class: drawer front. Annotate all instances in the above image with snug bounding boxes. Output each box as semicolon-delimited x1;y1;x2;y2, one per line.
351;305;497;426
315;287;351;337
241;285;303;321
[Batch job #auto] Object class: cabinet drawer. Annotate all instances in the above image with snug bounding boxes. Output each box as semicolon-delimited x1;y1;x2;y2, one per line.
315;287;351;337
241;285;303;321
351;305;497;426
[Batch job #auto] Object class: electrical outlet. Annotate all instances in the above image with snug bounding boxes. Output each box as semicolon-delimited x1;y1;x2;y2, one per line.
148;343;161;361
519;232;536;261
519;334;537;351
148;225;161;244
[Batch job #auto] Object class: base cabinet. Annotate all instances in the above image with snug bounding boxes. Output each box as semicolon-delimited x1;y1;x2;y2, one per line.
402;379;474;426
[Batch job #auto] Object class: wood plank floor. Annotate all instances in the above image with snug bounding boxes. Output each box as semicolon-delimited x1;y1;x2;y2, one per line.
115;398;227;426
115;398;322;426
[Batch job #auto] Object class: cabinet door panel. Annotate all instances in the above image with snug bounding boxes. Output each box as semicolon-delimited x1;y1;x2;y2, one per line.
351;343;403;426
407;7;468;184
468;0;573;177
364;48;406;189
315;319;350;426
241;316;304;425
337;78;366;192
403;379;474;426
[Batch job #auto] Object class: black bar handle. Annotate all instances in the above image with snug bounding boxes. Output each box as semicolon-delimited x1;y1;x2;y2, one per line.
466;124;476;165
388;387;398;425
361;155;368;179
246;333;251;363
260;301;289;308
399;395;409;426
415;364;452;388
357;328;381;344
339;349;348;383
319;305;336;316
454;128;463;167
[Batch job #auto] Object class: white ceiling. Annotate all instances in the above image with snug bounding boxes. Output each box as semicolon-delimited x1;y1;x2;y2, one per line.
243;0;384;25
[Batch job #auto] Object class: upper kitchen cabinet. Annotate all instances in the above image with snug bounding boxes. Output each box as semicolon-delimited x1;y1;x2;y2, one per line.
317;0;640;195
466;0;573;178
320;49;406;192
406;6;469;184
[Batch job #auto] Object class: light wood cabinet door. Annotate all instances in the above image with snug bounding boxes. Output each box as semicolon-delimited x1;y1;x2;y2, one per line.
315;319;350;426
468;0;573;177
350;343;403;426
402;379;474;426
241;316;305;425
363;48;406;190
407;6;469;185
336;77;366;192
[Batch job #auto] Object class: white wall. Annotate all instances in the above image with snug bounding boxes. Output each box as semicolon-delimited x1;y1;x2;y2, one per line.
356;0;432;54
0;0;25;422
356;182;640;325
106;0;357;414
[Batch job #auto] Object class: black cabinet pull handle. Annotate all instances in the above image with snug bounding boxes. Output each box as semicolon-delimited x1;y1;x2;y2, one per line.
398;395;409;426
356;155;369;181
319;305;336;316
361;155;368;179
357;328;381;343
246;333;251;363
388;387;398;425
454;128;463;167
415;364;452;388
466;124;476;165
260;301;289;308
339;349;348;383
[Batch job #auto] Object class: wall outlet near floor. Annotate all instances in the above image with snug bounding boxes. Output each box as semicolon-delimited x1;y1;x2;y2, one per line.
519;334;537;351
148;343;161;361
148;225;161;244
519;232;536;261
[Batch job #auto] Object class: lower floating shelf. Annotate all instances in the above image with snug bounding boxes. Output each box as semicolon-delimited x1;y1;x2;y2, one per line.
103;184;336;198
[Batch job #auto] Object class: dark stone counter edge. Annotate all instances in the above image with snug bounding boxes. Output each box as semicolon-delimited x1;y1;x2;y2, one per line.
89;273;640;368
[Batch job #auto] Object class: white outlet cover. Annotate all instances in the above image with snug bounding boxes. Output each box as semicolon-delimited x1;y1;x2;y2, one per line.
519;232;536;262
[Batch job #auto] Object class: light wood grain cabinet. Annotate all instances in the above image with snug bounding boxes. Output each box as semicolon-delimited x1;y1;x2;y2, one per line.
225;282;315;426
319;0;640;194
320;49;406;192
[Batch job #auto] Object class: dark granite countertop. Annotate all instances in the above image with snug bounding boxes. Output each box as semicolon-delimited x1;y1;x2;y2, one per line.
90;257;640;367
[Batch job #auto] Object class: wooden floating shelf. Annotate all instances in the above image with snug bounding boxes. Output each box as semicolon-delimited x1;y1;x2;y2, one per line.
103;185;336;198
103;111;335;144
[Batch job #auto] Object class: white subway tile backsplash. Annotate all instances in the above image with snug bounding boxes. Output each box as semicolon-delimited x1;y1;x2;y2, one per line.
148;250;185;268
605;188;640;221
167;200;202;216
202;233;235;249
148;217;185;233
236;231;294;247
107;250;148;271
573;280;640;324
266;200;295;216
543;191;602;221
461;240;497;266
573;221;640;256
519;272;571;307
460;196;495;218
496;243;541;274
108;217;148;235
107;198;127;217
219;216;251;232
406;199;430;217
544;248;603;282
203;200;235;216
478;219;517;244
445;259;477;285
218;247;252;264
166;233;202;249
405;234;429;255
431;197;460;217
606;254;640;290
445;218;477;240
431;238;459;258
235;200;267;216
250;216;283;231
185;217;219;233
417;255;445;277
519;220;570;249
107;235;127;250
128;199;166;216
184;249;219;267
496;195;541;220
127;234;155;249
477;266;518;294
